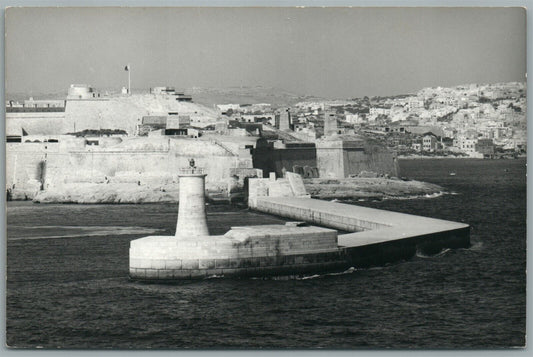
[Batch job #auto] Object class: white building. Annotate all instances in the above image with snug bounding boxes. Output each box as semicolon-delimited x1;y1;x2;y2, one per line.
369;107;391;116
345;114;364;124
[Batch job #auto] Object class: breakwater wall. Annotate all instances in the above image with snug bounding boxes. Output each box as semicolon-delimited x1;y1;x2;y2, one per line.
250;196;470;268
130;224;349;280
129;172;470;280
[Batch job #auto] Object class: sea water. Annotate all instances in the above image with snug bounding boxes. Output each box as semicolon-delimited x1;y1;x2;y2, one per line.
6;158;526;348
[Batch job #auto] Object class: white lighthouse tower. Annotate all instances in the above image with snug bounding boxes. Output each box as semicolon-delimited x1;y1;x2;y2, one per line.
175;159;209;238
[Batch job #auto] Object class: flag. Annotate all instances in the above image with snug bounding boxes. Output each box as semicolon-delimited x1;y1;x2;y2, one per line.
124;65;130;71
21;127;28;136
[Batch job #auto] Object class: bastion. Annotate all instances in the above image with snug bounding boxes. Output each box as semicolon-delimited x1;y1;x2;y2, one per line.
130;166;470;281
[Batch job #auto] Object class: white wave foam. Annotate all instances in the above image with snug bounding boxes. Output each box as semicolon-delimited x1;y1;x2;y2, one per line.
205;274;225;279
248;267;358;281
299;274;321;280
462;241;483;251
383;191;448;201
416;248;451;258
297;267;357;280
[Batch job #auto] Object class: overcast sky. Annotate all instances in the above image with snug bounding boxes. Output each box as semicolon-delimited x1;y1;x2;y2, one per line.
5;7;526;99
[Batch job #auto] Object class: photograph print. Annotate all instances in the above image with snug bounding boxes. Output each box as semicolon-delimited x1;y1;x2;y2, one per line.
4;6;527;349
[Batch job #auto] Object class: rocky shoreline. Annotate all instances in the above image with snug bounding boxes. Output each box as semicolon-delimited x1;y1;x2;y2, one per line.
17;176;446;204
398;155;470;159
303;177;445;200
30;183;182;204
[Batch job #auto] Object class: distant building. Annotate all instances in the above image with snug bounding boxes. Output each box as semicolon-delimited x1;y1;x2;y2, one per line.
67;84;99;100
20;98;65;108
475;139;495;158
422;134;438;152
455;137;477;154
151;87;177;95
412;142;422;152
292;126;317;142
238;114;275;124
276;109;291;131
345;114;364;124
166;115;191;129
138;116;167;136
138;114;193;136
151;87;192;102
382;125;406;134
164;127;199;138
406;126;445;138
406;98;424;111
141;116;167;126
323;112;339;137
443;128;456;139
216;104;242;114
369;107;391;116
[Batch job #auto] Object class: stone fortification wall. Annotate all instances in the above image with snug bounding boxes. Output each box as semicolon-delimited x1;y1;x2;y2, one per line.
316;138;399;178
6;137;257;201
253;138;397;180
252;145;316;178
64;99;143;134
51;151;237;186
6;94;220;138
6;143;59;198
343;146;399;178
6;112;65;136
315;140;345;178
65;95;219;135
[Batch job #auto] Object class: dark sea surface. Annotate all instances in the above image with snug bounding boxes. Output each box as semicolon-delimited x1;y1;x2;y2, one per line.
6;158;526;349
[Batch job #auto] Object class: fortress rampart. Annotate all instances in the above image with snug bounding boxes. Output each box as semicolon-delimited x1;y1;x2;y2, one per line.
6;112;66;137
6;137;260;201
6;93;220;137
316;138;400;178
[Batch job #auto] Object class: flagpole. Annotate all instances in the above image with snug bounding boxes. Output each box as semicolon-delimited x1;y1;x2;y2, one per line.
128;63;131;95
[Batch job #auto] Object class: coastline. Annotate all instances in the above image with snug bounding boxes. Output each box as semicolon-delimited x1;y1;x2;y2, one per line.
399;155;524;160
31;183;181;204
304;177;444;200
16;176;445;204
398;155;471;160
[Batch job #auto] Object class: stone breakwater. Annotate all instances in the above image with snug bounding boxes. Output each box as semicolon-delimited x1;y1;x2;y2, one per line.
129;170;469;280
252;196;470;265
129;224;348;280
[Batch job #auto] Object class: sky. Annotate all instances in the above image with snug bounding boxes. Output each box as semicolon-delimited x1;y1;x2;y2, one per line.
5;6;527;99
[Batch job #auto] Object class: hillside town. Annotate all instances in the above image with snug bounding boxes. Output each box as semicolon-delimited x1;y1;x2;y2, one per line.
218;81;526;159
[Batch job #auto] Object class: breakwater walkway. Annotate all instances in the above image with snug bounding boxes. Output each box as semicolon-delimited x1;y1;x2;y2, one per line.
252;196;470;265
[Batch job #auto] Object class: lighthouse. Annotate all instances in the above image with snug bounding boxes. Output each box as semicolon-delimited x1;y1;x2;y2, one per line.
175;159;209;238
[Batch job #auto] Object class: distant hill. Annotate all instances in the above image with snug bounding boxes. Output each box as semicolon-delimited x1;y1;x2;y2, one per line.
6;86;324;108
187;86;325;108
